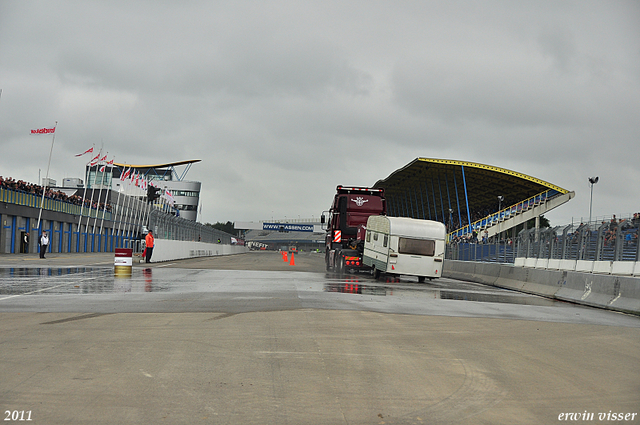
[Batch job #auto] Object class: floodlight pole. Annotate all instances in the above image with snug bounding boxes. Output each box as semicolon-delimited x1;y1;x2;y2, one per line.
497;195;504;243
588;177;599;224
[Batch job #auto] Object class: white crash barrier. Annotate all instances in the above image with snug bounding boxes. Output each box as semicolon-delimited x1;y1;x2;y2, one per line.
146;239;248;263
443;260;640;315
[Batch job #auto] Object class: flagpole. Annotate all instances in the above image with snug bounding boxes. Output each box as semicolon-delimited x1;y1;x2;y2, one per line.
77;144;94;251
111;170;124;248
93;153;109;231
116;168;131;245
36;121;57;231
114;165;128;246
94;154;110;251
98;157;114;240
122;171;135;247
84;148;102;239
133;173;145;242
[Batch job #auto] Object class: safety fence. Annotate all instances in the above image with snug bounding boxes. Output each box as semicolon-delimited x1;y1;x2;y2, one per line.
0;186;111;220
1;186;239;254
446;214;640;265
516;216;639;262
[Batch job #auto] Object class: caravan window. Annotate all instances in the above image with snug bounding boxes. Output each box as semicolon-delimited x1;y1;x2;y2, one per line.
398;238;435;256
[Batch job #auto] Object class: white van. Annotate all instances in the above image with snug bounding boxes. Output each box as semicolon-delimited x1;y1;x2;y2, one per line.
363;216;446;282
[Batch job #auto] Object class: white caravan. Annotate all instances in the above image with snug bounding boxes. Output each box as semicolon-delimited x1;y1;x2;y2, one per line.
363;216;446;282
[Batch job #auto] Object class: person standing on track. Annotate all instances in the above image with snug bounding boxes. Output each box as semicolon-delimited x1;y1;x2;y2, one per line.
145;230;154;263
39;232;49;259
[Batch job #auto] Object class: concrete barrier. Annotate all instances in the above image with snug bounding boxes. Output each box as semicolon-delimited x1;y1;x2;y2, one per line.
534;258;549;269
443;260;640;315
522;268;562;297
611;261;636;276
611;276;640;313
495;265;528;292
558;260;577;271
546;259;561;270
472;262;501;285
575;260;594;273
592;261;612;274
147;239;248;263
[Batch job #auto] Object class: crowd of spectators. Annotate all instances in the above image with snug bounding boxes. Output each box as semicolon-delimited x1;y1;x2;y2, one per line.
0;176;112;212
603;214;639;247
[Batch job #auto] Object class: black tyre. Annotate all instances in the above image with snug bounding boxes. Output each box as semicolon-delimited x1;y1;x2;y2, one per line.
336;257;345;275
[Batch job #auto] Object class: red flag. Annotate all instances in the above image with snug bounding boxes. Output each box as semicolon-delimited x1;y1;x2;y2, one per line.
89;153;100;166
30;127;56;134
120;167;131;181
99;159;114;172
75;147;93;157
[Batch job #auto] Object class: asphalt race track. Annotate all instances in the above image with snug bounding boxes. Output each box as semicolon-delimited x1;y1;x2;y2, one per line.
0;251;638;424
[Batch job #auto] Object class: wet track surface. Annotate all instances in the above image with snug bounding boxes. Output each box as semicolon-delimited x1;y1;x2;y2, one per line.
1;254;639;424
0;265;638;327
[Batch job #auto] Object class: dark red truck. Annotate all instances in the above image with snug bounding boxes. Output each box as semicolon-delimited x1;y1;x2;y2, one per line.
321;186;386;273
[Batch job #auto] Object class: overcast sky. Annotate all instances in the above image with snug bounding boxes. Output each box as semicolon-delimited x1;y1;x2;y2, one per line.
1;1;638;226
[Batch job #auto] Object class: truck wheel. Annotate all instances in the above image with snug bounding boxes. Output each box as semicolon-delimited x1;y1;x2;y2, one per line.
336;257;345;275
373;267;381;279
418;276;426;283
325;252;332;271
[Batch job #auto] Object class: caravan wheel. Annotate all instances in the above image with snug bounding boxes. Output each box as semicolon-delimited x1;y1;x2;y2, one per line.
373;266;381;279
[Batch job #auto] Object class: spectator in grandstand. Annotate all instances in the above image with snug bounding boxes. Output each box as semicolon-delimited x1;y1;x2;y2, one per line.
610;215;618;231
624;230;635;247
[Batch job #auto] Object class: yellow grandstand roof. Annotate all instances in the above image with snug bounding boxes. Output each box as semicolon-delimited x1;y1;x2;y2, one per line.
113;159;201;169
374;158;569;221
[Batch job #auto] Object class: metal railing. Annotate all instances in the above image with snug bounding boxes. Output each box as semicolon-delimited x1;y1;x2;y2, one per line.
0;186;112;220
446;215;640;264
1;185;239;253
148;209;236;245
515;218;639;262
448;189;561;240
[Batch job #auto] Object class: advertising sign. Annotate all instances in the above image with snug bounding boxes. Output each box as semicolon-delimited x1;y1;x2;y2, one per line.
263;223;314;233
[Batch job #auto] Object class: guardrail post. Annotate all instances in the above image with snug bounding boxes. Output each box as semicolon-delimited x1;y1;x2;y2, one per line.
614;224;623;261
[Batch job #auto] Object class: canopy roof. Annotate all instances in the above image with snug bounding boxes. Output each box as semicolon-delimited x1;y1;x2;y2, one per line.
113;159;201;168
374;158;569;222
110;159;201;182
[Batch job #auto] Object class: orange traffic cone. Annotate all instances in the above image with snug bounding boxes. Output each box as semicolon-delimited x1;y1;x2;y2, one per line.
283;252;288;262
289;252;295;266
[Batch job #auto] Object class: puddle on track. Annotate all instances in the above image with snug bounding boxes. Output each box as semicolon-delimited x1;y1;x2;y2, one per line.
0;266;559;307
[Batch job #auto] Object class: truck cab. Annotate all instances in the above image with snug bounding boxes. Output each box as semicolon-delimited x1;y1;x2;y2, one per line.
322;186;386;273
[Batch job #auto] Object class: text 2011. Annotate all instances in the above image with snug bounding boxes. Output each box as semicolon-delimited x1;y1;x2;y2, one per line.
4;411;32;421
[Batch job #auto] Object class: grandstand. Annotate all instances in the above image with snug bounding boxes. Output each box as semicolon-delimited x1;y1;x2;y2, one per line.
373;158;575;241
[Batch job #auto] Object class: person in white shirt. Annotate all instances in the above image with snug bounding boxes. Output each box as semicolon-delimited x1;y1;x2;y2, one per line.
39;232;49;259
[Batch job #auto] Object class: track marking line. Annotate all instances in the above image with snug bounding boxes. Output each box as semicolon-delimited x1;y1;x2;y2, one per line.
0;275;104;301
